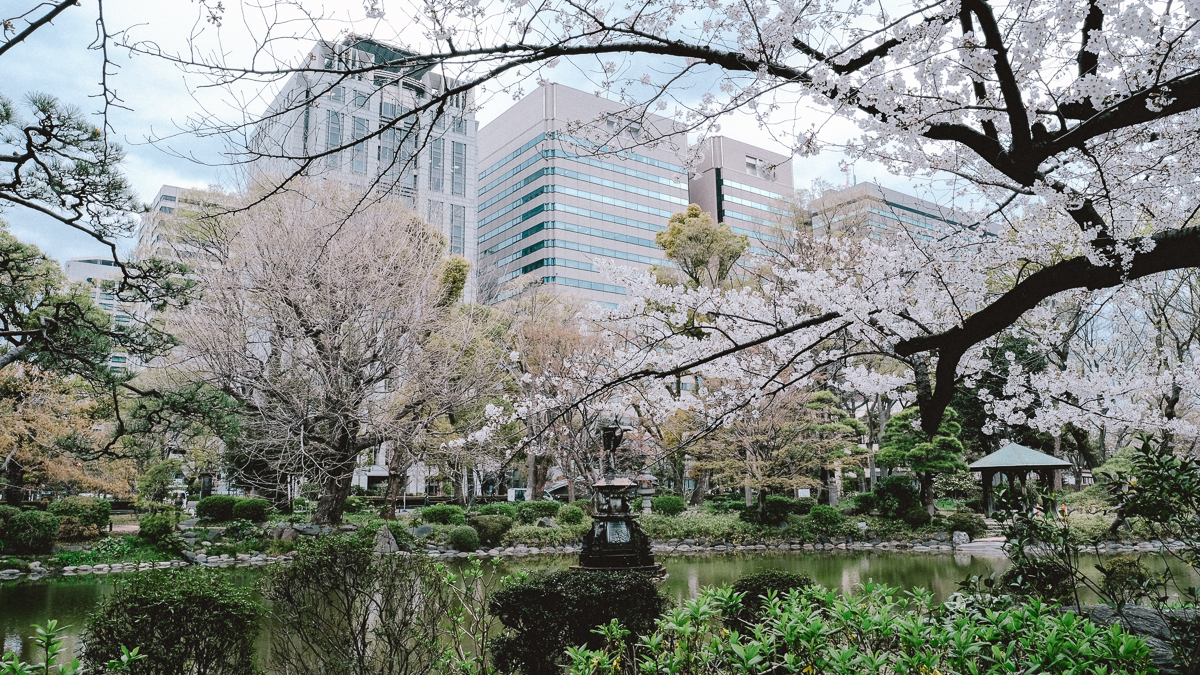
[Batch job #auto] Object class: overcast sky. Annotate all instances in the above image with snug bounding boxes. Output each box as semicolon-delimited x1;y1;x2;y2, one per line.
0;0;927;265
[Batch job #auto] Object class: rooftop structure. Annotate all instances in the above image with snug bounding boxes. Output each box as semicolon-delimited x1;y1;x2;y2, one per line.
810;183;969;243
688;135;795;253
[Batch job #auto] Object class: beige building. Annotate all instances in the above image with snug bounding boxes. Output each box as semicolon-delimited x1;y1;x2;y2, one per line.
688;136;794;254
476;84;796;305
810;183;968;242
62;257;132;374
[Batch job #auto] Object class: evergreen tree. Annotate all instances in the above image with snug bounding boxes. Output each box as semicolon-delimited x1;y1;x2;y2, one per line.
879;407;968;514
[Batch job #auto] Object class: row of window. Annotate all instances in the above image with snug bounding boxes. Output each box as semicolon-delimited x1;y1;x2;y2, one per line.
499;257;595;283
479;200;665;246
478;148;686;197
325;111;467;195
718;178;788;202
478;131;684;184
495;237;666;268
541;276;626;295
426;202;468;255
723;208;778;228
478;166;687;212
478;184;674;230
722;192;790;216
482;220;660;258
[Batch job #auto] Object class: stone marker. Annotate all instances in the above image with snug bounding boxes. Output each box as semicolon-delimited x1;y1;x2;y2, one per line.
374;524;401;554
952;531;970;547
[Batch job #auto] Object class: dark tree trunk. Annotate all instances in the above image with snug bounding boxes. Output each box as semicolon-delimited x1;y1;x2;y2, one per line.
4;457;22;507
381;448;412;520
921;471;936;515
313;460;356;526
1067;424;1099;469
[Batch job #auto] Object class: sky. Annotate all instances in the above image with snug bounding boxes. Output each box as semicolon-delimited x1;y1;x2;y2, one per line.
0;0;927;266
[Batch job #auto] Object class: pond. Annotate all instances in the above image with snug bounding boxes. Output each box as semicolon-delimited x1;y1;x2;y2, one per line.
2;549;1196;663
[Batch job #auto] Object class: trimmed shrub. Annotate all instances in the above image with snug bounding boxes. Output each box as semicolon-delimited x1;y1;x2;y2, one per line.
490;570;670;675
808;504;846;535
793;497;817;515
474;502;517;518
740;494;798;525
902;506;933;528
343;496;367;514
705;493;747;513
82;569;261;675
5;510;59;554
728;569;815;626
515;500;561;524
196;495;238;522
501;524;586;547
448;525;480;551
873;476;920;518
138;513;175;543
652;495;687;517
557;504;584;525
421;504;466;526
57;516;91;541
48;496;110;534
470;515;513;548
947;511;987;539
231;498;270;522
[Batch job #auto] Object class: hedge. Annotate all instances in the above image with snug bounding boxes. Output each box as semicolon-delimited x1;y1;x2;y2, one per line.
651;495;687;517
421;504;466;526
4;511;60;554
196;495;238;522
448;525;480;551
48;497;111;534
514;500;561;524
232;498;271;522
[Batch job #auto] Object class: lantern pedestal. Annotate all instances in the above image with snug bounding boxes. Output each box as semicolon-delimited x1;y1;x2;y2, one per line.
572;477;665;577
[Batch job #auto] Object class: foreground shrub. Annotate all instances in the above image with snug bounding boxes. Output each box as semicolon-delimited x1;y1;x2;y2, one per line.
470;515;514;548
947;511;987;539
261;533;495;675
728;569;814;626
231;498;270;522
448;525;480;551
873;476;920;518
5;510;59;554
566;583;1156;675
420;504;466;526
138;513;175;543
82;569;261;675
651;495;687;517
490;570;670;675
557;505;584;524
808;504;846;535
48;496;111;535
195;495;238;522
474;502;518;518
515;500;561;524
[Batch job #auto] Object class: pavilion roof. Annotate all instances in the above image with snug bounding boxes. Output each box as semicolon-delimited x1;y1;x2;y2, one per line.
969;442;1072;470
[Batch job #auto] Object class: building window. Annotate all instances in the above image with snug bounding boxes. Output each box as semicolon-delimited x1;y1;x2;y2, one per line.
354;91;369;107
110;355;127;363
451;141;466;196
381;101;396;119
745;156;775;181
429;138;444;192
453;117;465;134
329;86;345;103
450;205;465;255
158;206;174;214
326;111;343;168
428;201;444;229
160;194;176;202
606;115;640;139
352;116;368;173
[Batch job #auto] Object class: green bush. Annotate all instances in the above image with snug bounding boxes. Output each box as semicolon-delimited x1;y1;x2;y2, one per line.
223;518;259;542
947;511;987;539
793;496;817;515
705;493;747;513
469;515;513;548
343;496;368;514
557;505;584;524
82;569;262;675
999;556;1076;603
138;513;175;542
846;492;874;515
728;569;815;626
874;476;920;518
474;502;518;518
5;510;59;554
231;498;270;522
515;500;561;524
447;525;480;551
652;495;687;517
196;495;238;522
57;516;92;541
420;504;466;526
902;505;933;528
490;570;670;675
740;494;798;525
47;496;111;534
809;504;846;535
639;511;764;544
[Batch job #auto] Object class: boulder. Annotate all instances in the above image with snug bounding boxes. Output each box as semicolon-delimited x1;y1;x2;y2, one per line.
952;531;970;547
413;524;434;538
933;532;950;542
536;517;556;528
1078;605;1199;674
182;551;198;563
373;524;401;554
280;528;300;542
294;523;321;536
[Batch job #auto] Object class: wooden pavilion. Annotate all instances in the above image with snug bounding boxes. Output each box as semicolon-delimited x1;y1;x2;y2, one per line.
969;442;1072;516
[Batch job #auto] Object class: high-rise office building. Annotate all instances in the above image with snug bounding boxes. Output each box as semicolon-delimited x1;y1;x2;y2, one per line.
136;184;228;266
688;136;795;252
809;183;968;242
475;83;691;306
62;257;132;374
476;84;797;305
249;36;479;297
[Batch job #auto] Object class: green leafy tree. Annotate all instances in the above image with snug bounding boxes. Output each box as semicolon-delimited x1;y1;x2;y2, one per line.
137;459;182;505
655;204;748;288
879;406;968;513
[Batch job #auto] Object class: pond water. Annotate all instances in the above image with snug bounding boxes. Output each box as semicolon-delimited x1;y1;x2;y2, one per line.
2;550;1196;663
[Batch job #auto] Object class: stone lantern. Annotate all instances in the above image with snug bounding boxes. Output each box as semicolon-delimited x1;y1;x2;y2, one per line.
635;472;657;513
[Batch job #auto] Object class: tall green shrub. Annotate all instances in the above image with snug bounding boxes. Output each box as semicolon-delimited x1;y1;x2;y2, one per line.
557;505;584;525
515;500;561;524
5;510;59;554
873;476;920;518
48;497;111;534
651;495;687;517
470;515;514;547
82;569;261;675
195;495;237;522
448;525;480;551
490;570;670;675
808;504;845;535
138;513;175;543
